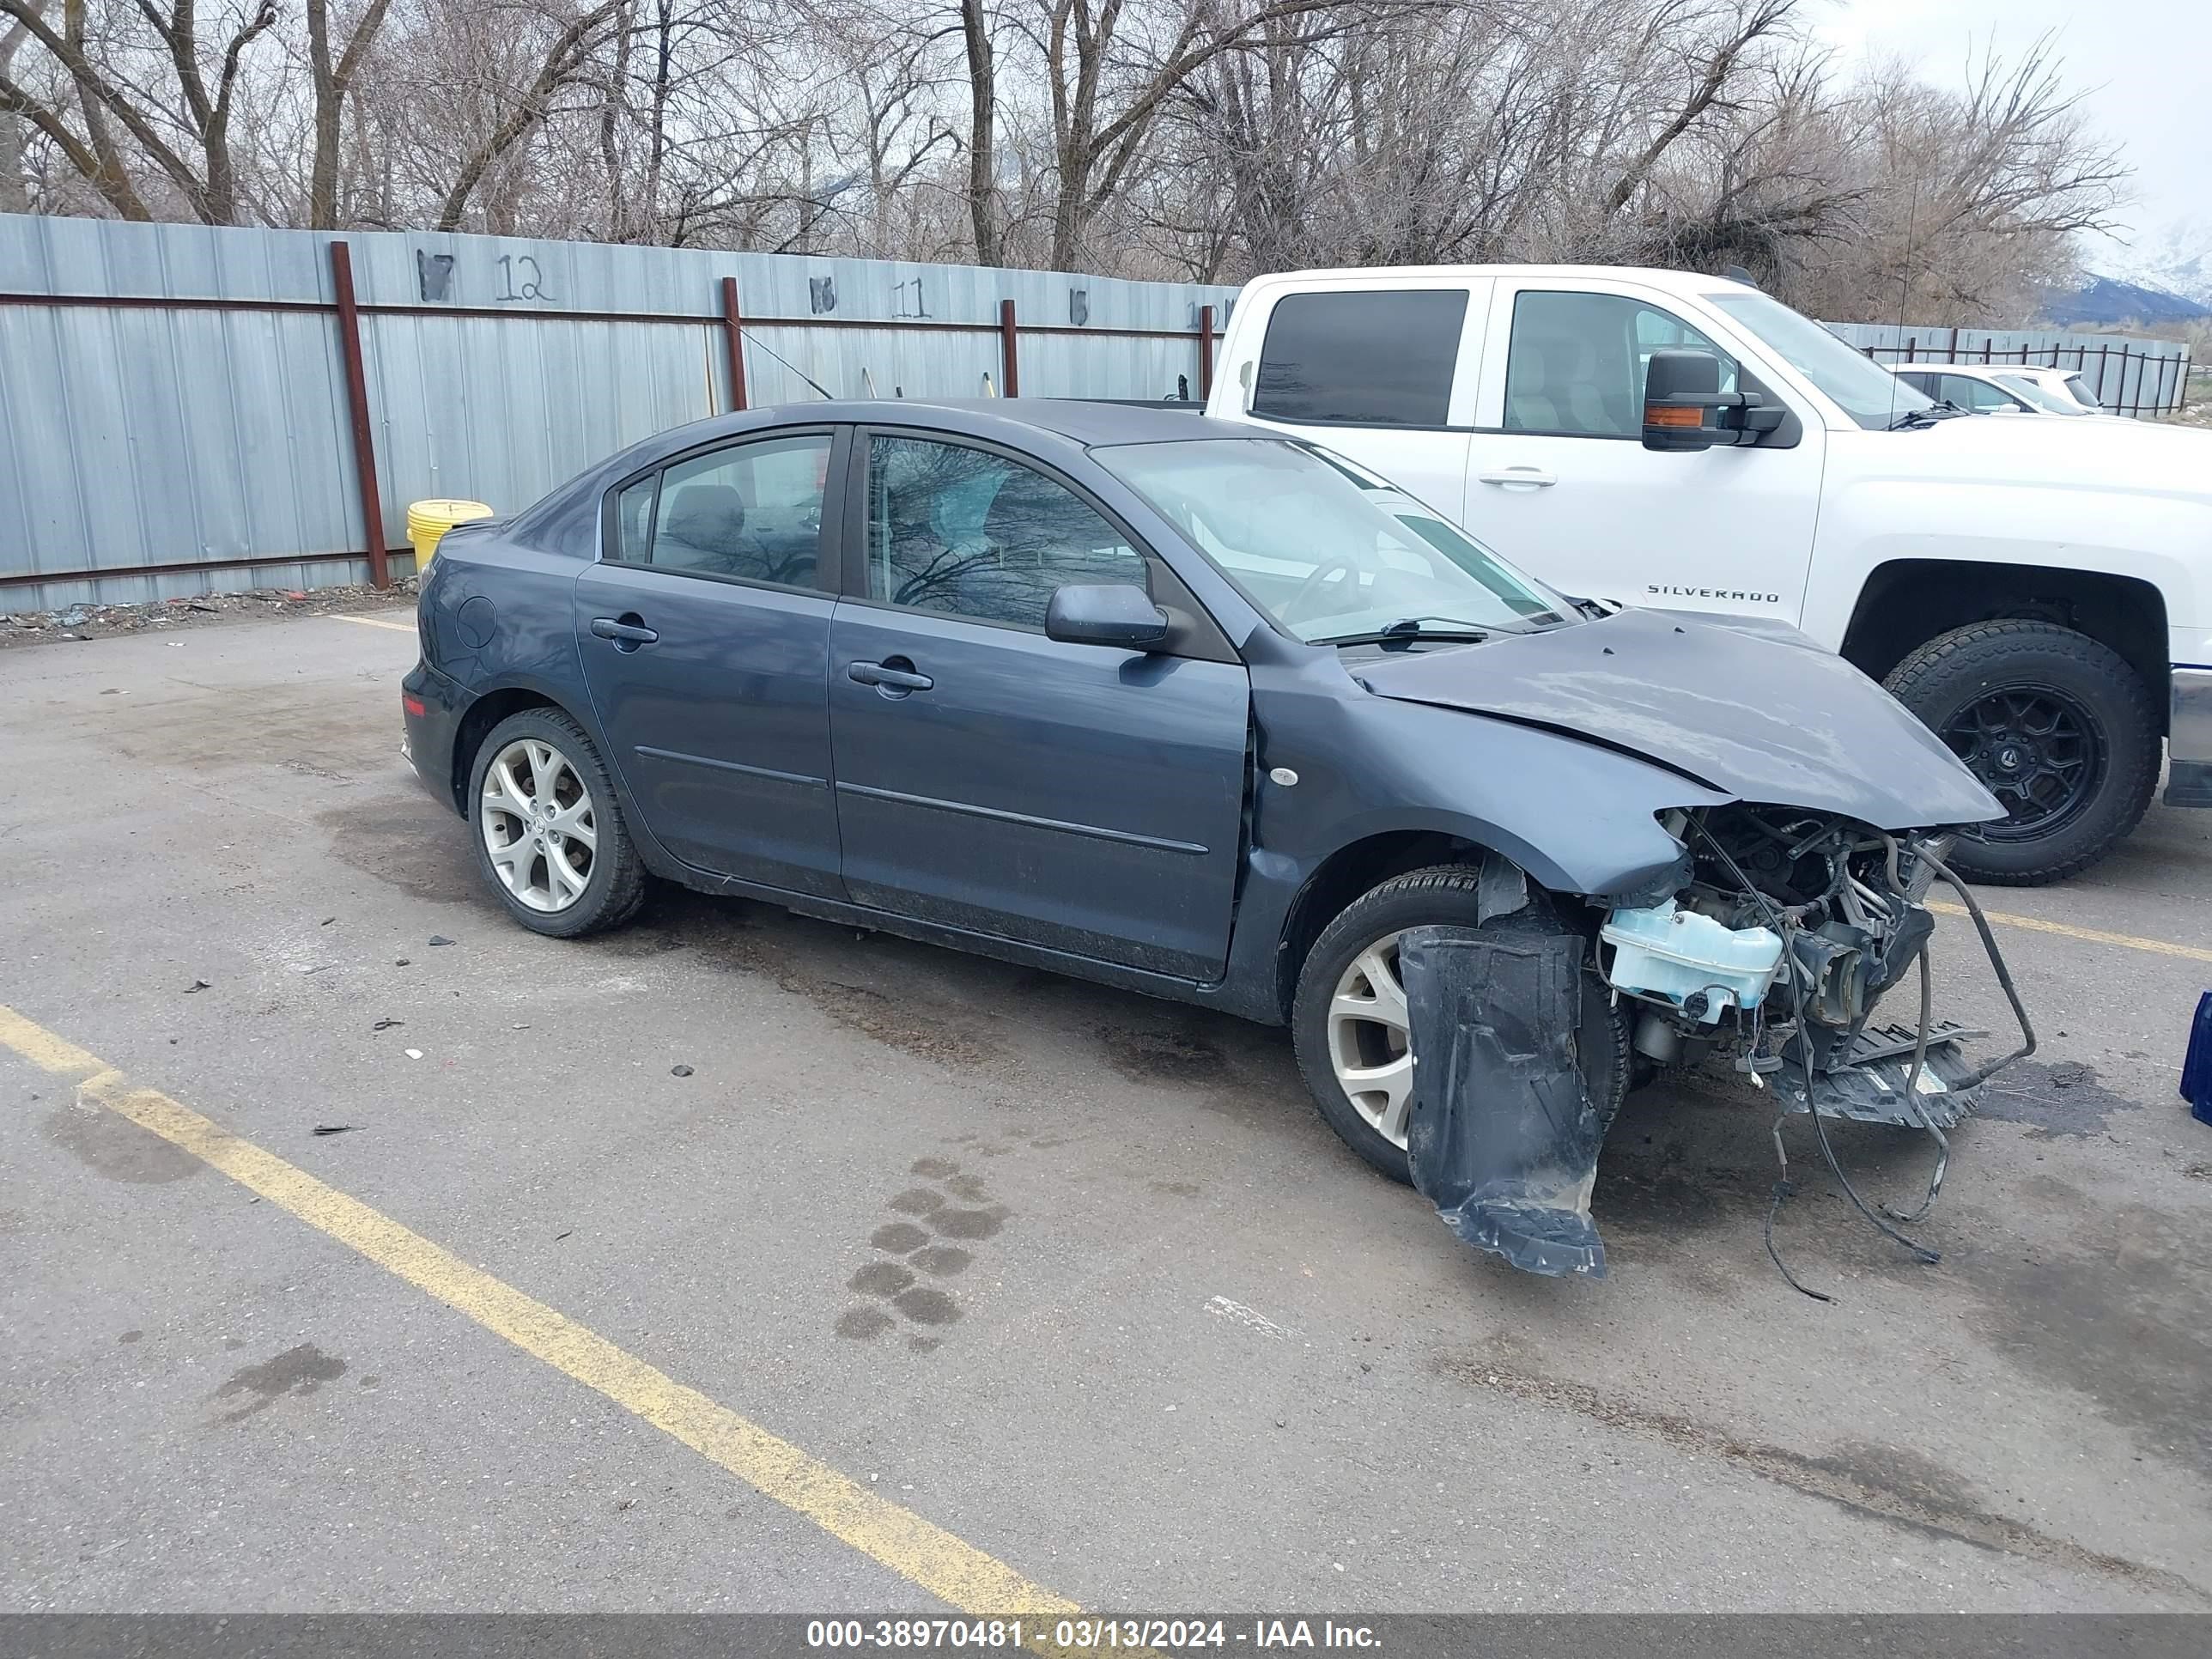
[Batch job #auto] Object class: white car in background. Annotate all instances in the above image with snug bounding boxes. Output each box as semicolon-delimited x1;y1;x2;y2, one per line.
1893;362;2108;416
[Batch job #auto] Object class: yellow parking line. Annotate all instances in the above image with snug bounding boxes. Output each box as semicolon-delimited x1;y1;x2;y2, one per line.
0;1003;1082;1620
330;613;416;633
1927;901;2212;965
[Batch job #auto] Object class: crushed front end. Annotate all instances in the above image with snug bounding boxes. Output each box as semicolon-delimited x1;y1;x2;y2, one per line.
1399;805;2033;1283
1601;805;2031;1131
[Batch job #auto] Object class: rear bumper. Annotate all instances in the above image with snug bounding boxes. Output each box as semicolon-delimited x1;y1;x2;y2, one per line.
400;659;471;817
2168;667;2212;809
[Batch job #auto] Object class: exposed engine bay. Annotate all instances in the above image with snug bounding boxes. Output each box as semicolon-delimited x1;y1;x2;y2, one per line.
1398;804;2035;1286
1604;805;2018;1127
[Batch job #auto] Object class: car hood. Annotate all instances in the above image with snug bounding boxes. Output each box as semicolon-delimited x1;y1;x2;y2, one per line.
1350;608;2003;829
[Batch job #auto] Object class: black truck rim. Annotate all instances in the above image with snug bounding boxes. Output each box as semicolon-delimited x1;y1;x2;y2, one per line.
1940;685;2106;842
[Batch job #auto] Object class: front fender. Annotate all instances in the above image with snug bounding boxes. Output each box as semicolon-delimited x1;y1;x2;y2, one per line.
1212;666;1730;1023
1255;682;1729;900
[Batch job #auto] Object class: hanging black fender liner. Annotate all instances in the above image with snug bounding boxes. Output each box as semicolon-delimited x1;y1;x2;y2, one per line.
1400;922;1625;1279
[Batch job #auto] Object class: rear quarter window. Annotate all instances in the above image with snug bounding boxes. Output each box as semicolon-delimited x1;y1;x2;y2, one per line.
1252;289;1467;427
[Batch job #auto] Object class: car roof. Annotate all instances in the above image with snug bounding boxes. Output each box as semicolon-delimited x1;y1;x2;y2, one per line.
1900;363;2020;384
853;398;1260;446
1237;264;1758;300
645;398;1261;455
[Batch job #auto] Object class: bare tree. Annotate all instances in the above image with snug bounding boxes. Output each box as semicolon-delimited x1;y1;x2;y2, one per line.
306;0;395;227
1;0;285;222
434;0;624;231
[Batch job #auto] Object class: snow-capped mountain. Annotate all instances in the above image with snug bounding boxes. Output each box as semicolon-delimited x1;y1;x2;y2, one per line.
2088;220;2212;308
2087;217;2212;309
2041;222;2212;328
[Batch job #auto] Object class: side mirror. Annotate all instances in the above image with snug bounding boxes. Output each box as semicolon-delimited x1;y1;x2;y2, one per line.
1642;349;1729;451
1045;583;1170;651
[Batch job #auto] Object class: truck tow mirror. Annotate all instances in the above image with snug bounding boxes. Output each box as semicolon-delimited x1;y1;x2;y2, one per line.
1643;349;1730;452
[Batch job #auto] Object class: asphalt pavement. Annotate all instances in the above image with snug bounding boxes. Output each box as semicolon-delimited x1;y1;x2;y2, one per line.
2;610;2208;1613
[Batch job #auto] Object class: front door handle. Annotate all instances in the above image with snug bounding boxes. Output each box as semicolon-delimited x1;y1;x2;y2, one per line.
1476;466;1558;488
591;617;659;645
848;659;934;692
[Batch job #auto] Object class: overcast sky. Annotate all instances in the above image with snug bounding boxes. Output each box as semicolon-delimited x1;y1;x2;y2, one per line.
1812;0;2208;255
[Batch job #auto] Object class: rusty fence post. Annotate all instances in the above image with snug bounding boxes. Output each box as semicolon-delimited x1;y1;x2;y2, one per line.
329;241;389;589
1199;304;1215;398
999;298;1020;397
720;276;749;411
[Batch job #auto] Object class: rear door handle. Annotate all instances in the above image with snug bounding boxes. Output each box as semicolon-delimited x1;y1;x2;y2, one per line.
848;659;933;691
1476;466;1558;488
591;617;659;645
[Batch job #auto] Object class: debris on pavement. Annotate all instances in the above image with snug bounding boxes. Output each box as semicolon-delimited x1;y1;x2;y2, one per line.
182;979;211;994
2;579;416;652
428;936;454;947
312;1124;361;1136
403;1048;423;1060
670;1064;694;1077
372;1018;404;1031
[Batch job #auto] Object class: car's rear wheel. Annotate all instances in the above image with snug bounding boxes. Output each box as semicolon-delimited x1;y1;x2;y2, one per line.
1884;620;2159;885
1290;866;1629;1184
467;708;646;937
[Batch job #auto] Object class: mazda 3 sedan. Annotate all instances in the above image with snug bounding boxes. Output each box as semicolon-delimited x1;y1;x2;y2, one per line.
403;400;2017;1273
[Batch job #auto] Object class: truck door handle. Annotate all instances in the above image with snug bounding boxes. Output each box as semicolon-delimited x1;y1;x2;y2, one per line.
1476;466;1558;488
849;659;934;693
591;616;659;646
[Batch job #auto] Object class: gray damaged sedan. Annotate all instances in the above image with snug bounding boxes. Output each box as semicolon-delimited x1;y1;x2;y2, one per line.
402;401;2030;1278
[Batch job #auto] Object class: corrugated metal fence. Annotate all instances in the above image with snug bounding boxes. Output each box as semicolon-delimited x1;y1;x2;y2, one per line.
0;213;1235;611
1821;320;2191;416
5;212;2192;612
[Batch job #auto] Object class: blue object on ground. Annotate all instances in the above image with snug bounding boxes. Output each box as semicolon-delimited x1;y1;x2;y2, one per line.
2185;990;2212;1125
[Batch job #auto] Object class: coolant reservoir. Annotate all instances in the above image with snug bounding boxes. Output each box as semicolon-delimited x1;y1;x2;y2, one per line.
1599;901;1785;1024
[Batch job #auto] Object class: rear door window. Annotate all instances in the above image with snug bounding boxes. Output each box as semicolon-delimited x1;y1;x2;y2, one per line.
1253;290;1468;426
609;433;833;589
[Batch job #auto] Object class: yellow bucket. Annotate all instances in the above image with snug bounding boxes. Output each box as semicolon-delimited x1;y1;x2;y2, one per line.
405;498;494;574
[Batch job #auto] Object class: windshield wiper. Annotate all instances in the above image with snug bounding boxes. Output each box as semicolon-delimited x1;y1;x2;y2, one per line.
1316;618;1493;649
1886;404;1965;430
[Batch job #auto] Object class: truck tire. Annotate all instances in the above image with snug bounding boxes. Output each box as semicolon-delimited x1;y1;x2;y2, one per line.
1290;866;1629;1185
1884;620;2159;885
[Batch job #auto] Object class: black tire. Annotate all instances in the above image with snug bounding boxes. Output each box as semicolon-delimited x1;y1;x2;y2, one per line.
1290;865;1630;1185
1884;620;2159;886
465;707;647;938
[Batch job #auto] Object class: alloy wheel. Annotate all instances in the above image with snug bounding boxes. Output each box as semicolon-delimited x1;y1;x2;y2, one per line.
1940;686;2105;841
1328;930;1413;1148
479;738;597;912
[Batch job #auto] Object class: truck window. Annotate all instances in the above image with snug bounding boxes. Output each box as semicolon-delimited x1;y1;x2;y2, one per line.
1252;289;1467;426
1504;291;1735;437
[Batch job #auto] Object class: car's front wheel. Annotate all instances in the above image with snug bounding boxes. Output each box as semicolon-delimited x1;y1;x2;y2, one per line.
1290;865;1630;1184
467;708;646;937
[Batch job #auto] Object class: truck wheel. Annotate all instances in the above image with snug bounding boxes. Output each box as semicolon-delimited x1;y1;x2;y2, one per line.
1290;866;1629;1185
1884;620;2158;885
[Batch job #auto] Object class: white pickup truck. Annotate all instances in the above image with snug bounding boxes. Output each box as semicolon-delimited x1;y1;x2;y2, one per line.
1202;264;2211;883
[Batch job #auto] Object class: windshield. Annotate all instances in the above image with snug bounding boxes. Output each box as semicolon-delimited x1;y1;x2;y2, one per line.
1097;438;1568;642
1995;373;2089;415
1706;290;1936;429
